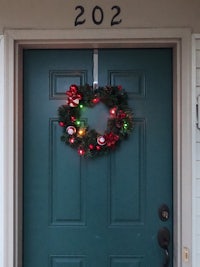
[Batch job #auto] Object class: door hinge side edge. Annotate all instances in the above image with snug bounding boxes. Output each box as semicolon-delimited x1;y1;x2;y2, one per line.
196;95;200;129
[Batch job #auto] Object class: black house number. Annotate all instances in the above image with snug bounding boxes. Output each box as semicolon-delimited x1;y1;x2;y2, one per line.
75;5;122;26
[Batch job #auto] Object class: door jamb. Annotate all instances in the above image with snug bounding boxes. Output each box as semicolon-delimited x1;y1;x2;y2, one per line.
1;28;193;267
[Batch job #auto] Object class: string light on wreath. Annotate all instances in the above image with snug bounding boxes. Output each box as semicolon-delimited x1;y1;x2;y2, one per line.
69;137;75;144
58;84;134;158
78;147;85;156
110;107;117;116
77;127;86;137
92;97;100;104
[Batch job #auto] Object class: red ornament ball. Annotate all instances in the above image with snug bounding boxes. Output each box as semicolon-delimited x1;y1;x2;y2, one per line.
89;144;95;150
59;121;65;127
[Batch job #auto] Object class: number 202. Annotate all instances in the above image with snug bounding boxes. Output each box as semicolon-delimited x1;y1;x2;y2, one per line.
75;5;122;27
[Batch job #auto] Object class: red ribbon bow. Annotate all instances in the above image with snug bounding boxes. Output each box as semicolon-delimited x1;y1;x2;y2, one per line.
66;84;82;107
116;110;127;119
105;132;119;147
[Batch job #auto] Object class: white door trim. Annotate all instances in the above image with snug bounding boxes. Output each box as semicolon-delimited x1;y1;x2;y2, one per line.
0;35;5;267
1;28;193;267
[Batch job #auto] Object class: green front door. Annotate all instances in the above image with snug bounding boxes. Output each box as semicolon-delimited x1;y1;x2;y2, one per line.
23;48;173;267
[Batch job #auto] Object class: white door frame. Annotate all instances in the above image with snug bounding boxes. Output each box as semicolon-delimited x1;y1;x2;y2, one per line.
0;28;193;267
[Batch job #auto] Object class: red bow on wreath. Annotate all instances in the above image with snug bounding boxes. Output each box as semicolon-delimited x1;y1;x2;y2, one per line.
115;110;127;128
105;132;119;147
116;110;127;119
66;84;82;107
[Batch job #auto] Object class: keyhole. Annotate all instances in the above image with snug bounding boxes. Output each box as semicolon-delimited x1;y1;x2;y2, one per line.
162;210;169;220
159;204;170;221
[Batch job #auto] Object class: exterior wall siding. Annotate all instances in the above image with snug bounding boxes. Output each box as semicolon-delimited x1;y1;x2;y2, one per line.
0;29;196;267
0;1;200;33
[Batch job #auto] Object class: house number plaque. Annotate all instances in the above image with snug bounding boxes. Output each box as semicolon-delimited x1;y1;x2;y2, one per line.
74;5;122;26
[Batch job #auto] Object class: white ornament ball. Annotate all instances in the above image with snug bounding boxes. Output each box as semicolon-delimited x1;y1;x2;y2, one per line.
66;126;76;135
97;136;106;146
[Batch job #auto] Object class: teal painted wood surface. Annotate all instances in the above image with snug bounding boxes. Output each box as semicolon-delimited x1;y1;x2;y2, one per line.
23;48;173;267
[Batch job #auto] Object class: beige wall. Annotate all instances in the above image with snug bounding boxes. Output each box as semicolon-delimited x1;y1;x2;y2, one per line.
0;0;200;33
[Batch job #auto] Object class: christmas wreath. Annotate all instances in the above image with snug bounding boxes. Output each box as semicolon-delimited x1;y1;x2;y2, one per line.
58;84;133;158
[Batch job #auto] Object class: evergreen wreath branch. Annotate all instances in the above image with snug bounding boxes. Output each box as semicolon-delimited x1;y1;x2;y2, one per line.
58;84;134;158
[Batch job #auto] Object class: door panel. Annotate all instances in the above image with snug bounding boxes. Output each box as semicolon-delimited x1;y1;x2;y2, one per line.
98;49;173;266
23;48;173;267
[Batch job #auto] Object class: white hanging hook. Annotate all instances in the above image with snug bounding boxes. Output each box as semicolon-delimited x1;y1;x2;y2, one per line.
93;49;98;89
